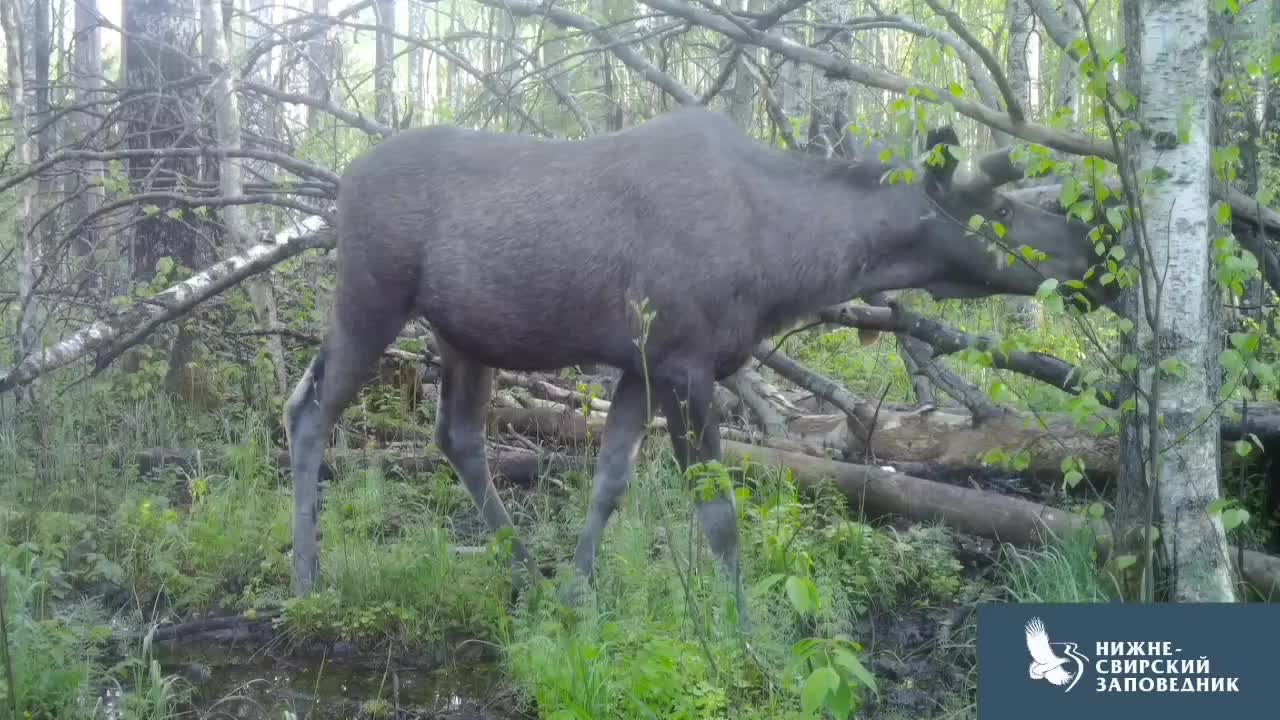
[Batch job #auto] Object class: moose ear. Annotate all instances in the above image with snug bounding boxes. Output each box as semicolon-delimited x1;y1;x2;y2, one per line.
923;126;960;189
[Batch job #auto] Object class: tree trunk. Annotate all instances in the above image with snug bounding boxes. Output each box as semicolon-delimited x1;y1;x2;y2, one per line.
307;0;334;131
1122;0;1236;602
1;0;39;407
375;0;396;127
1003;0;1043;330
199;0;286;401
407;0;427;122
123;0;205;279
71;0;104;290
1052;0;1082;120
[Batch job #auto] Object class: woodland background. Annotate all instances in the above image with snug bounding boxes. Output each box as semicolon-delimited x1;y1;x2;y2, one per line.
1;0;1278;718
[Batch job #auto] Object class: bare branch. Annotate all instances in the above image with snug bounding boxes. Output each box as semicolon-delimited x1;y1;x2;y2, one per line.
921;0;1023;123
0;147;340;196
638;0;1108;157
477;0;699;107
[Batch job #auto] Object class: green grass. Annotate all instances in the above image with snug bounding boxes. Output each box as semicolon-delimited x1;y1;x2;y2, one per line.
998;528;1116;603
0;292;1128;719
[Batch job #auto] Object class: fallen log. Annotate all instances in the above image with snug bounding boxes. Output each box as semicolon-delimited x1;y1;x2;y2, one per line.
494;402;1117;483
814;301;1280;445
488;407;1280;599
114;445;576;488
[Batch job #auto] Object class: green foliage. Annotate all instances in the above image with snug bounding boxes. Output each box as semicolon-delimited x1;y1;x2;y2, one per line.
998;529;1114;604
0;550;110;720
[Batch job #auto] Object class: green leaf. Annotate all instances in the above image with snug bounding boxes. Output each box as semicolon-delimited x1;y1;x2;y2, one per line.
1114;554;1137;571
155;256;175;276
1120;354;1138;373
1215;201;1231;225
833;648;879;693
1220;348;1245;374
1106;206;1125;230
827;680;854;720
1233;440;1252;457
991;221;1007;238
1064;470;1084;488
968;214;984;232
752;573;787;598
1036;278;1059;299
1269;53;1280;75
1011;449;1031;471
786;575;820;615
1207;498;1230;516
801;667;841;714
948;82;964;97
1222;508;1250;530
1059;176;1081;209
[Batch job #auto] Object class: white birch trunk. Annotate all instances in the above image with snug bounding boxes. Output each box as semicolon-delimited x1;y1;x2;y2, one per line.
375;0;396;127
2;0;40;404
1053;0;1082;120
201;0;288;396
1126;0;1236;602
1004;0;1043;330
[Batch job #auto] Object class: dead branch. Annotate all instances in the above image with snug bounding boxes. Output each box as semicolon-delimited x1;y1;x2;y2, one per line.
0;217;333;393
920;0;1023;123
0;147;340;196
479;0;700;106
897;332;1008;419
637;0;1108;157
751;340;863;418
239;80;393;138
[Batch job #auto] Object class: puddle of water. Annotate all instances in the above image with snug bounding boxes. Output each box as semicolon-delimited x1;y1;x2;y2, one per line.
100;636;522;720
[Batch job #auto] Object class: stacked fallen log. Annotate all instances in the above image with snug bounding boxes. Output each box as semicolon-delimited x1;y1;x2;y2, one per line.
490;406;1280;599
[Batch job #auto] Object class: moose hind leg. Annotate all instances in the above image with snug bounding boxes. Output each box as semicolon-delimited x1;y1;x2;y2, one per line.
433;339;533;588
660;375;750;632
286;312;405;595
569;371;651;589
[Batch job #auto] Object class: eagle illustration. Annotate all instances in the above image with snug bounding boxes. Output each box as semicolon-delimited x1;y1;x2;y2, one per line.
1025;617;1085;690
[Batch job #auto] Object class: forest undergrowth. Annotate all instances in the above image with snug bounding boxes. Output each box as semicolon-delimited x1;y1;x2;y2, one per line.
0;295;1136;720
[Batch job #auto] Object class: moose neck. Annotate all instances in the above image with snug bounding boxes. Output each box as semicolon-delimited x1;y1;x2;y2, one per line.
745;150;950;331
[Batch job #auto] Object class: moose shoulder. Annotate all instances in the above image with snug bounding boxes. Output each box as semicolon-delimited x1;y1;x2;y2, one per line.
284;108;1115;631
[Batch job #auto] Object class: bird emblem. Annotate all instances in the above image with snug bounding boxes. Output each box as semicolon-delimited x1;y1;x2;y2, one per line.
1025;617;1087;692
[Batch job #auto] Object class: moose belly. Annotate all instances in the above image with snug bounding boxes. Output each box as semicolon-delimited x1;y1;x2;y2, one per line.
422;300;630;373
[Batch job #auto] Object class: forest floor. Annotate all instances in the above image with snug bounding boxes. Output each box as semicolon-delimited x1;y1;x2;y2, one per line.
8;296;1211;720
0;373;1121;720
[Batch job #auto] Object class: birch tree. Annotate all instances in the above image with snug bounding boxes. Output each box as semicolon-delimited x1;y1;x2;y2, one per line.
375;0;396;127
1;0;39;406
1005;0;1043;330
70;0;104;281
201;0;288;396
1117;0;1236;601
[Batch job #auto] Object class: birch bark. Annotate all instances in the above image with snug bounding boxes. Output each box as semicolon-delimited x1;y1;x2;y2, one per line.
1121;0;1236;602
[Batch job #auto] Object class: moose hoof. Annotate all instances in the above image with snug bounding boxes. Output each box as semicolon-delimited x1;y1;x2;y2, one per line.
557;572;592;610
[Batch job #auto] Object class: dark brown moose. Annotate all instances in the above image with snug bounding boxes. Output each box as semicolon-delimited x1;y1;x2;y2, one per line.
284;108;1115;632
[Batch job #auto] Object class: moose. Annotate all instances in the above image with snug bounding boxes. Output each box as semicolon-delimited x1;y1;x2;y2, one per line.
284;107;1116;632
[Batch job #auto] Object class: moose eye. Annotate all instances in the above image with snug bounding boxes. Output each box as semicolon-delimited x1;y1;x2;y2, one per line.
995;206;1011;219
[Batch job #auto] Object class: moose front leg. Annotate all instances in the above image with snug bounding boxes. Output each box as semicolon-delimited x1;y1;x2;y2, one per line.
660;373;751;633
